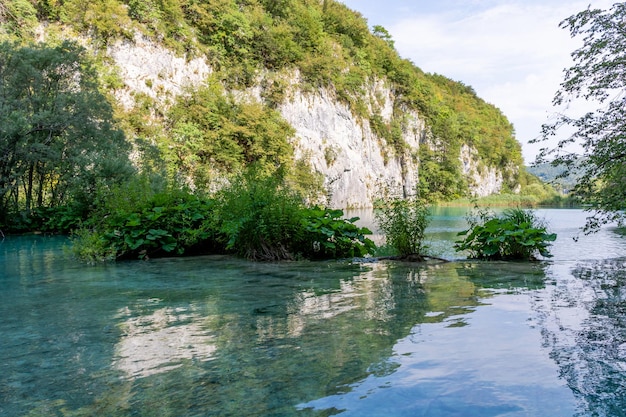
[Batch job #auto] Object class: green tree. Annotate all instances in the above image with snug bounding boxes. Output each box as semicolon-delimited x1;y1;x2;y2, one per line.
372;25;394;49
165;80;295;184
418;147;466;201
535;3;626;232
0;40;132;228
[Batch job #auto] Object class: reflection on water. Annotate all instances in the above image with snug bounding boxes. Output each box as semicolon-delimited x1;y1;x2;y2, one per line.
299;262;576;417
2;210;626;416
538;258;626;417
114;302;217;379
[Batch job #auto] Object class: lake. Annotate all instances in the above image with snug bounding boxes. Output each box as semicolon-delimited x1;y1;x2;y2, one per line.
1;208;626;416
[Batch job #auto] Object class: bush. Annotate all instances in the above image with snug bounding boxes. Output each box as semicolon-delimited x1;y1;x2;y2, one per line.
213;173;306;260
213;172;374;260
71;170;374;262
375;196;430;258
453;208;556;260
72;188;218;260
300;207;375;259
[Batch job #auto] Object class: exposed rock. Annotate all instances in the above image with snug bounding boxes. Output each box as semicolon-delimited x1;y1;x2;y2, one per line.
460;144;504;197
105;35;510;207
278;74;423;208
108;32;211;109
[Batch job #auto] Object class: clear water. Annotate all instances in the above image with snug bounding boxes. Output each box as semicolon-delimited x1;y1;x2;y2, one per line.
1;208;626;416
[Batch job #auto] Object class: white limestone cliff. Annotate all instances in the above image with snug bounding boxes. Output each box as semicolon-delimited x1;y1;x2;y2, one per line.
278;81;423;208
108;34;211;110
107;34;509;207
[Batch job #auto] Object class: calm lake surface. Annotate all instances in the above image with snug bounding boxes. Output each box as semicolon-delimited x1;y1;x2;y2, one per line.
2;208;626;416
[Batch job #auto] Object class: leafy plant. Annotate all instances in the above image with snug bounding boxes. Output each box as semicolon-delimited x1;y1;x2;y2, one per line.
72;188;218;260
300;207;375;259
454;208;556;260
375;196;430;258
213;170;374;261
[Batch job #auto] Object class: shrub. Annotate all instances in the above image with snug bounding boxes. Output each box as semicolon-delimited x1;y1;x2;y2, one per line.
213;171;374;260
70;228;118;264
299;207;375;259
453;208;556;260
72;170;374;262
375;196;430;258
213;173;306;260
72;188;218;260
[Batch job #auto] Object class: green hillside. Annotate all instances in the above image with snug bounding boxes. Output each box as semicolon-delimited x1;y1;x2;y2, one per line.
527;161;583;194
1;0;528;232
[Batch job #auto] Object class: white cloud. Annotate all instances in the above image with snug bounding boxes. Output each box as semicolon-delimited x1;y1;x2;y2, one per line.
343;0;615;163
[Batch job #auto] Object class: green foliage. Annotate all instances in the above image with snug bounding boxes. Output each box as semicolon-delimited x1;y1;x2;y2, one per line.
103;197;216;259
375;196;430;258
300;207;375;259
427;75;522;170
70;227;118;264
72;170;373;262
213;171;374;260
73;185;218;260
454;208;557;260
0;40;133;230
165;80;295;185
213;172;305;260
443;192;571;209
5;0;528;219
285;156;326;202
418;147;467;201
533;3;626;232
516;169;565;205
369;114;405;156
372;25;394;48
26;204;86;233
60;0;133;43
0;0;39;39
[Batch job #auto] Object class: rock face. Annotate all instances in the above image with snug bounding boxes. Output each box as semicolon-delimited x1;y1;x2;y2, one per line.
107;35;509;207
460;144;504;198
108;33;211;109
279;83;424;208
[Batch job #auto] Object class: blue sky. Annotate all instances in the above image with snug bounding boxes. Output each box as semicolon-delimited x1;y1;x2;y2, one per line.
340;0;614;163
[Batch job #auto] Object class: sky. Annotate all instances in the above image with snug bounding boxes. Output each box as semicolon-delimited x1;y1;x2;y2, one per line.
340;0;615;164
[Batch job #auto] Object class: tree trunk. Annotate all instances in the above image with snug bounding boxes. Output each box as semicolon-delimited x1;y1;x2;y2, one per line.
25;163;34;213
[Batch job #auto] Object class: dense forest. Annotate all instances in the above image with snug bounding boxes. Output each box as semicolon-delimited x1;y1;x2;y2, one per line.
0;0;553;258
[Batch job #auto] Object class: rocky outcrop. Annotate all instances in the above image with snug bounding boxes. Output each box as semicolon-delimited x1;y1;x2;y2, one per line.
279;79;424;208
106;34;508;207
460;144;504;197
108;33;211;109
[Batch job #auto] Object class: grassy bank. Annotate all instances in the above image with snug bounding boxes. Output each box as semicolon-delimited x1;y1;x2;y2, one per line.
438;193;578;208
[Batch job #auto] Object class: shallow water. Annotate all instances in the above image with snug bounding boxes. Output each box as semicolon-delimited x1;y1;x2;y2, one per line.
1;209;626;416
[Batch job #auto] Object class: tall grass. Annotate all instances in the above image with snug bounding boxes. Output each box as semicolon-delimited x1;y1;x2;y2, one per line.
375;196;430;259
440;193;576;208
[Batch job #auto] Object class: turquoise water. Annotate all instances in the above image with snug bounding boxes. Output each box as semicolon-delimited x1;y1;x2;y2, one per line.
1;209;626;416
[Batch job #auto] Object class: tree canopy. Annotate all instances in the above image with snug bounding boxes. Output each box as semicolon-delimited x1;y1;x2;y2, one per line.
0;0;533;238
535;3;626;231
0;40;132;229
